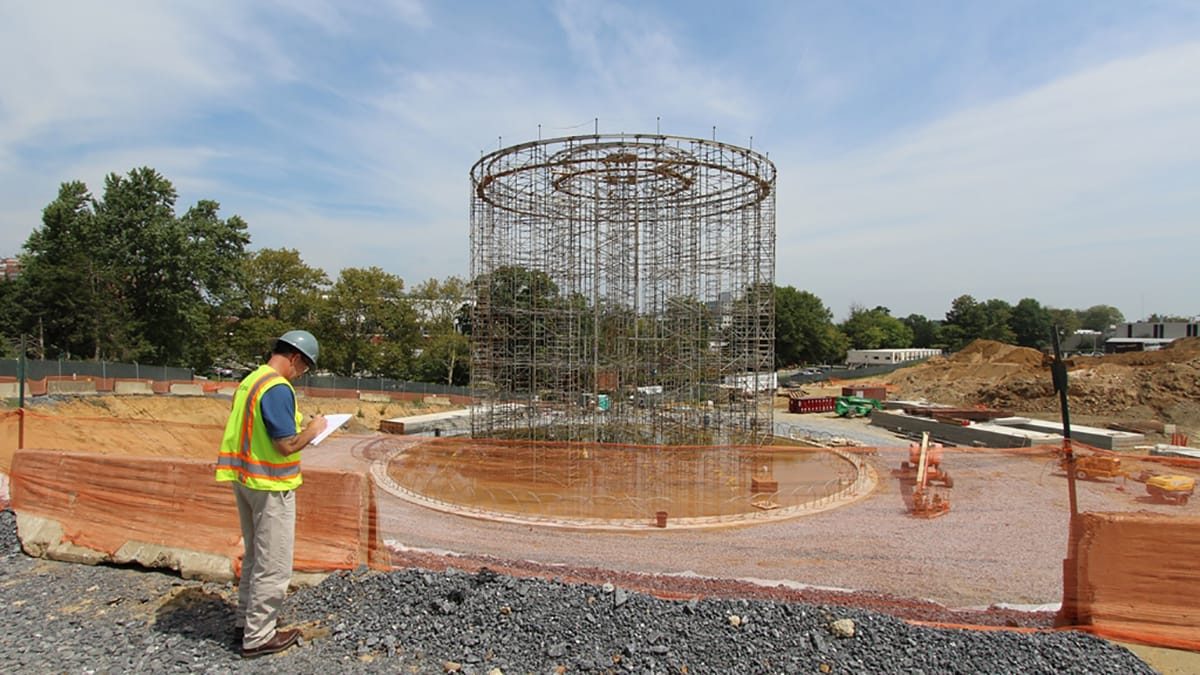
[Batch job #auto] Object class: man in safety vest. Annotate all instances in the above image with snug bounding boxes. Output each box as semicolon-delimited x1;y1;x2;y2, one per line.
216;330;327;658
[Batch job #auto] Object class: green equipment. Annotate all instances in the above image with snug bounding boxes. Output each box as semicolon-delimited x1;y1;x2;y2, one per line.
835;395;882;418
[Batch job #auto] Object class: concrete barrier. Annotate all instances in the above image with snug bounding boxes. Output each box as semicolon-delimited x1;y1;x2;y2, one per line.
9;449;386;581
168;383;204;396
380;408;472;435
992;417;1143;450
46;379;98;395
870;410;1059;448
113;380;155;395
0;382;18;398
358;392;391;403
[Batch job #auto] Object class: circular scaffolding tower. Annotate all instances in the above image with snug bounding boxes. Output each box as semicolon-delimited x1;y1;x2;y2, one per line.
470;134;775;445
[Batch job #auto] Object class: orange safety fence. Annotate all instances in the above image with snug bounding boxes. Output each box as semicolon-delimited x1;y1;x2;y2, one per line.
1060;511;1200;650
9;449;388;575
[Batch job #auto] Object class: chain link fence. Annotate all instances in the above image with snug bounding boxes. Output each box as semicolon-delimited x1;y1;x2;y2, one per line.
0;358;472;398
0;358;192;381
297;374;470;397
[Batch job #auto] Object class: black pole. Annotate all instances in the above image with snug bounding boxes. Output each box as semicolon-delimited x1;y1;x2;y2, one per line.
1051;325;1081;628
1050;326;1078;519
18;335;26;408
18;334;26;450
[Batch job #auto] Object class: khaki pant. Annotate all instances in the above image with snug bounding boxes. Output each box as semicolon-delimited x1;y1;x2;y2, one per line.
233;482;295;649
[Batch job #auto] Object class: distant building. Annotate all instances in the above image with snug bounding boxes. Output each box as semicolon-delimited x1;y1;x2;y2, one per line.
1116;321;1199;340
1104;321;1199;353
845;348;942;367
0;257;19;281
1065;329;1104;355
1103;337;1176;353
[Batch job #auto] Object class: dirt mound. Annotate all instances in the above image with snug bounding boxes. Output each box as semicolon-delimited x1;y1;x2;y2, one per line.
883;339;1200;437
947;339;1045;368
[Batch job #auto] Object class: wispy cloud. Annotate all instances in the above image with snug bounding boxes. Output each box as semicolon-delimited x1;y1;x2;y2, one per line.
1;1;1197;322
780;41;1200;319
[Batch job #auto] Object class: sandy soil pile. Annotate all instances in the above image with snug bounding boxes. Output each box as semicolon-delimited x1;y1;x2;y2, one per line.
1;393;454;468
883;338;1200;436
38;393;449;435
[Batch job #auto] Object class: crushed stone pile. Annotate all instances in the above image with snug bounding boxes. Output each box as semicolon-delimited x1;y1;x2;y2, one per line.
887;338;1200;426
0;509;1155;674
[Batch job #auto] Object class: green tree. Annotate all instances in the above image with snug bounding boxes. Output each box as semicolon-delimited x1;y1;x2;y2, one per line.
472;266;561;393
774;286;842;366
1009;298;1052;349
20;168;250;369
839;305;914;350
942;295;986;350
223;248;329;367
900;314;941;349
980;298;1016;344
239;248;328;324
411;276;471;386
1047;307;1082;337
0;278;24;357
177;199;253;368
19;181;126;360
319;267;419;378
1079;304;1125;332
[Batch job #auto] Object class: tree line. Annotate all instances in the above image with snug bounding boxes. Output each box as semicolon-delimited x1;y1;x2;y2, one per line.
0;167;1171;380
0;168;470;385
773;286;1133;368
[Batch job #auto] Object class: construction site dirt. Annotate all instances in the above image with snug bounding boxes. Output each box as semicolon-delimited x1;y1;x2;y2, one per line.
2;339;1199;671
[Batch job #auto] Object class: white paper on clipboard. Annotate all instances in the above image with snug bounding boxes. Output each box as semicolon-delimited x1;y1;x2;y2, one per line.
310;414;352;446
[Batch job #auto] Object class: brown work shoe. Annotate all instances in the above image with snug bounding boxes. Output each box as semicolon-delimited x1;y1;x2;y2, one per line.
241;628;300;658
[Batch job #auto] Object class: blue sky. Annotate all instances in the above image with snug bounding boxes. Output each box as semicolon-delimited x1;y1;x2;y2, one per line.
2;0;1197;322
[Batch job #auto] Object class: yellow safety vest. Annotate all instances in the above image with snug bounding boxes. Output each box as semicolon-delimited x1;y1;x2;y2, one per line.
215;364;304;491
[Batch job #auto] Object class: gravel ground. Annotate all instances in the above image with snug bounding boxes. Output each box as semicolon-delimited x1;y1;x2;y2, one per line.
0;509;1156;673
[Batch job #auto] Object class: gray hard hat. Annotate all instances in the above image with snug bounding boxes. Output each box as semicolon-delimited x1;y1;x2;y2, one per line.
278;329;319;367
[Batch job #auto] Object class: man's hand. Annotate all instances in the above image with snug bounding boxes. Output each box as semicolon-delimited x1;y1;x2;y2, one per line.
273;414;328;456
305;414;329;438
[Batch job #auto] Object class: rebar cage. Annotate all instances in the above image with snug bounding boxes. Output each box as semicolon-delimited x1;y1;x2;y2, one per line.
469;134;775;445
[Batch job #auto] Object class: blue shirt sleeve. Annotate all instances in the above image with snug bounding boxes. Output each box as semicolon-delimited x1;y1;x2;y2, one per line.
259;384;298;440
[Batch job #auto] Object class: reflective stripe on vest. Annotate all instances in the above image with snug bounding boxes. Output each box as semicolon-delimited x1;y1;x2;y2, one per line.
215;365;303;490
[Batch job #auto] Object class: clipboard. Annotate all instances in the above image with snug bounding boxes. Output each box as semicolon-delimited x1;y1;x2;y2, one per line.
310;413;352;446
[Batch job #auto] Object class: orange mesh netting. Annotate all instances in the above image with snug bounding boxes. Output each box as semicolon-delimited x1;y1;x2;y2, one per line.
1060;511;1200;650
9;448;387;575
